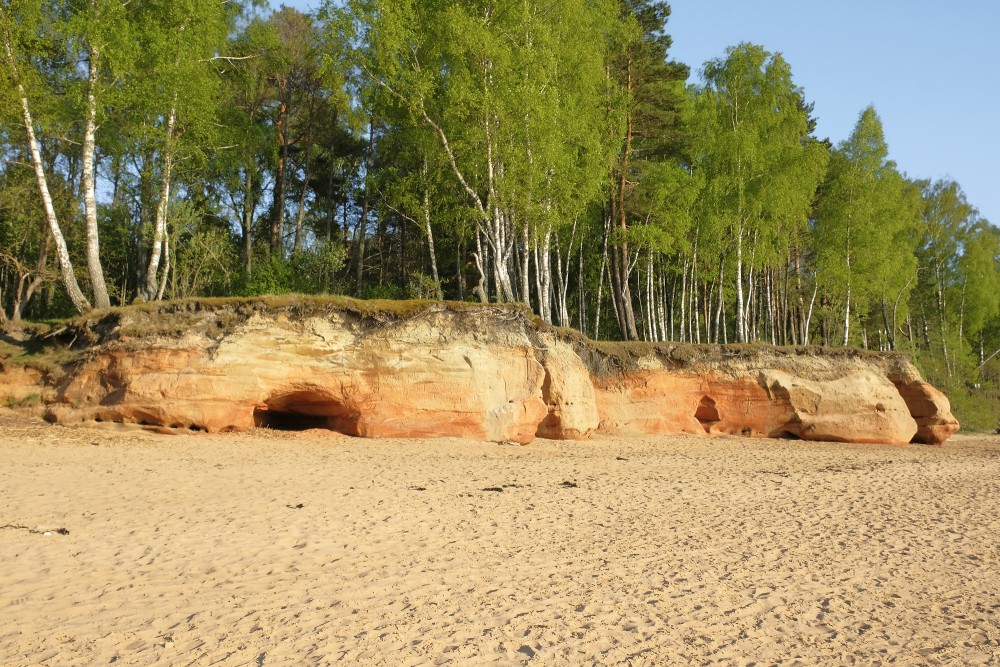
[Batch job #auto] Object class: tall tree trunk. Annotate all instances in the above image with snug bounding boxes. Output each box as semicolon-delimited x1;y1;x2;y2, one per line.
803;282;818;346
609;57;639;341
522;225;532;308
156;231;170;301
578;236;587;336
293;116;315;256
595;219;609;340
141;103;176;301
534;228;552;324
842;280;851;346
455;237;465;302
551;220;576;329
270;99;290;255
472;231;488;303
242;165;254;277
4;28;90;312
734;224;746;342
714;261;725;343
81;45;110;308
421;157;443;300
679;256;688;343
325;141;337;244
355;122;374;293
356;187;368;293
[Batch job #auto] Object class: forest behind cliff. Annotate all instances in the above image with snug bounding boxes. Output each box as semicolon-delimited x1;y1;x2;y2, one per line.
1;1;997;428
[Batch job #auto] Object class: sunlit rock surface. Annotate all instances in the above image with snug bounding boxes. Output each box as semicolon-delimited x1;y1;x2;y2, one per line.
7;298;958;445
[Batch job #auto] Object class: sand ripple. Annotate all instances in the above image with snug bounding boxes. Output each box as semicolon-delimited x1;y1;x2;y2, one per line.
1;412;998;665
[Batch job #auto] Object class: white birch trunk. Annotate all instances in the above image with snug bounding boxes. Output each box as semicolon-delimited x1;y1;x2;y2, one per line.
156;231;170;301
842;280;851;347
421;159;443;300
4;30;90;313
535;228;552;324
594;221;609;340
803;282;818;345
679;257;688;343
522;225;532;308
142;104;176;301
81;45;110;308
735;225;745;342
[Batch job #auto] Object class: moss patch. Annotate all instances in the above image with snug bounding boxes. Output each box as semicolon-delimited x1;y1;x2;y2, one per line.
7;295;913;387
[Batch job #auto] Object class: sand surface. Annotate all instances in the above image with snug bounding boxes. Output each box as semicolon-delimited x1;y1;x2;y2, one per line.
1;411;998;666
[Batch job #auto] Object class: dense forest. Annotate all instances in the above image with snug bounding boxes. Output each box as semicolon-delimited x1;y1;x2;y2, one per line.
2;1;998;428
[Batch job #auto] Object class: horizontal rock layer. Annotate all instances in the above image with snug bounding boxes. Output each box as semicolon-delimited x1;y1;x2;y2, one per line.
8;300;959;445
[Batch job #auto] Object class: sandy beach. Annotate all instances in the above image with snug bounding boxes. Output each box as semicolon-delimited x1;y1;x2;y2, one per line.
0;411;998;666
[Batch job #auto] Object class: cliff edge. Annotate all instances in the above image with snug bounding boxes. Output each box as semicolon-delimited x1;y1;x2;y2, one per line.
1;297;958;445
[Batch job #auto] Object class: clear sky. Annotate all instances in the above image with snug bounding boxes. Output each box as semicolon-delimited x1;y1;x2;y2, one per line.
281;0;998;225
666;1;998;226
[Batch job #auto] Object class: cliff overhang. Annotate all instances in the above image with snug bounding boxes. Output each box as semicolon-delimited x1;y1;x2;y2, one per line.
0;296;959;445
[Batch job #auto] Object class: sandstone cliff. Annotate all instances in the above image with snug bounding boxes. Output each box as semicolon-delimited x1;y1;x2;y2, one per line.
2;298;958;445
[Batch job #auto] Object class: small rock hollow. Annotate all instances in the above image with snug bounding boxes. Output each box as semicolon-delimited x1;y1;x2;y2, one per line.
253;390;361;435
694;396;721;433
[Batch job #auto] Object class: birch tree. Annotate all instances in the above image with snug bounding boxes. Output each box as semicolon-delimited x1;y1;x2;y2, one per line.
692;43;827;342
1;1;91;312
130;0;232;301
334;0;619;308
813;106;916;346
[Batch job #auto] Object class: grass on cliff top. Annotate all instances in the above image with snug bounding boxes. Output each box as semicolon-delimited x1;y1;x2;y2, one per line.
7;295;516;375
3;294;905;381
547;323;903;372
58;294;532;345
0;328;79;379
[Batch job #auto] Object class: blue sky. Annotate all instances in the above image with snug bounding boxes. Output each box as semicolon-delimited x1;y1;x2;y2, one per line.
281;0;998;225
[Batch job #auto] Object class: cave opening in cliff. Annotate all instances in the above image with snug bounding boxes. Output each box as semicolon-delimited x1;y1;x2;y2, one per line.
253;390;361;435
694;396;721;433
253;408;331;431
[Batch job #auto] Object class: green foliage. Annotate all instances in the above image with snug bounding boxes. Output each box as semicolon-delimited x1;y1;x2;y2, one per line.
959;222;1000;337
693;43;828;257
167;201;240;300
1;1;996;423
237;241;346;297
814;107;917;315
406;272;440;300
239;254;294;297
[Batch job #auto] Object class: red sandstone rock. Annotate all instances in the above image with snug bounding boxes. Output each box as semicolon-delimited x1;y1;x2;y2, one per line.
595;372;717;437
535;337;600;440
893;380;960;444
36;303;960;445
0;365;48;404
50;310;547;443
761;370;917;445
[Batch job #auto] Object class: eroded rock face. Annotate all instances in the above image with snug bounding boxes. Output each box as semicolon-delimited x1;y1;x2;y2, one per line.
590;359;925;445
535;335;600;440
38;302;959;445
893;381;960;444
51;310;547;443
0;365;48;404
761;370;917;445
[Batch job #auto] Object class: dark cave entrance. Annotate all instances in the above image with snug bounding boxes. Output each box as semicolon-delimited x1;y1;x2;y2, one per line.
253;408;332;431
253;390;361;435
694;396;721;433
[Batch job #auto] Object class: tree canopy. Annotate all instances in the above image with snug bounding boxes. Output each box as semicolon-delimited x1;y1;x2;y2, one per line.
1;0;997;428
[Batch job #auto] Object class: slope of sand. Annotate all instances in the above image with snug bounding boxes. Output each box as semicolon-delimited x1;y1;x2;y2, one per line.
1;410;998;666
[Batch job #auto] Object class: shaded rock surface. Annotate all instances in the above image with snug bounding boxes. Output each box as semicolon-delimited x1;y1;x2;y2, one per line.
2;298;958;445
